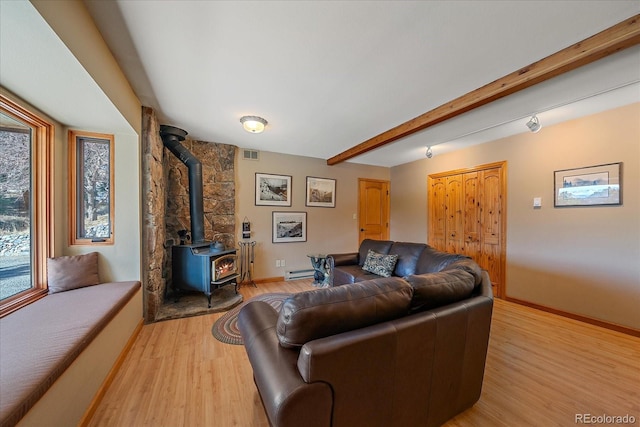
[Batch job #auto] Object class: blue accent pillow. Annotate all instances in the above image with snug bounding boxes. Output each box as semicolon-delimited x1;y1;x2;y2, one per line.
362;249;398;277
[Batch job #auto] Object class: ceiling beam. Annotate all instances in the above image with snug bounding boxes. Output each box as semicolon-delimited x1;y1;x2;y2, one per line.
327;14;640;165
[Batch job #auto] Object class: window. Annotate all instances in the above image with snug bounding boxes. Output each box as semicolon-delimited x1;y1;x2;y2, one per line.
68;130;114;245
0;94;53;317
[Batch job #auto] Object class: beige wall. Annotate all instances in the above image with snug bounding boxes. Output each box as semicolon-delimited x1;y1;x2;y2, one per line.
29;1;143;282
391;103;640;329
237;151;389;279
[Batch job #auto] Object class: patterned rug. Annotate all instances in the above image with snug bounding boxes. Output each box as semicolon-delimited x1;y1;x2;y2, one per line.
211;293;291;345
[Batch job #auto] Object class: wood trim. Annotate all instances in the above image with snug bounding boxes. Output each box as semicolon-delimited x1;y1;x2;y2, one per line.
68;130;115;246
0;94;54;317
327;14;640;165
254;276;285;284
505;296;640;338
427;161;507;179
78;319;144;427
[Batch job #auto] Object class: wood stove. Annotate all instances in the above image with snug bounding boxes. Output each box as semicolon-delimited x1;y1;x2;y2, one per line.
172;243;239;307
161;125;239;308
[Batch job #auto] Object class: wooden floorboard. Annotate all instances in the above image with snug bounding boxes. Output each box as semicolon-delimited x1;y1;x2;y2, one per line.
87;279;640;426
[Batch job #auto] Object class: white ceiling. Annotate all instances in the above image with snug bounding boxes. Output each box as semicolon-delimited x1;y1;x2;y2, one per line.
2;1;639;167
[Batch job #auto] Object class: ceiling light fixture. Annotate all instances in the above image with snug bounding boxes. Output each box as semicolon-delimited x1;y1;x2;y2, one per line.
240;115;267;133
526;115;542;133
425;146;433;158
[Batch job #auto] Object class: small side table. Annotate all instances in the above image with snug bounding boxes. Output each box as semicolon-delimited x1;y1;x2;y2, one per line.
307;254;330;287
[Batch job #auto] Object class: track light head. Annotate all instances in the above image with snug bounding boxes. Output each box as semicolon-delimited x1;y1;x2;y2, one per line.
526;115;542;133
425;146;433;158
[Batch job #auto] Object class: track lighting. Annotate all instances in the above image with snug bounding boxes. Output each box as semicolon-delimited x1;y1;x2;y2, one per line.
526;115;542;133
425;146;433;158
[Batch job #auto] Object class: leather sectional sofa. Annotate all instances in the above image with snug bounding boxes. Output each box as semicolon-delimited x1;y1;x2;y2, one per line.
238;239;493;427
328;238;471;287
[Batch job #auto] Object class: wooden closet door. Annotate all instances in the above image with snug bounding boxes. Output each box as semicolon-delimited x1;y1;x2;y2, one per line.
479;168;503;297
463;171;481;260
428;162;506;298
428;177;447;251
445;175;464;254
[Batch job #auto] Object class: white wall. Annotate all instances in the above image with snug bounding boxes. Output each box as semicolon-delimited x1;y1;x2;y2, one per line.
390;103;640;329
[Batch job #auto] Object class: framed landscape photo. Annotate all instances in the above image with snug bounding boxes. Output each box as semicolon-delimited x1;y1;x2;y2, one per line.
255;173;292;206
306;176;336;208
554;162;622;207
272;211;307;243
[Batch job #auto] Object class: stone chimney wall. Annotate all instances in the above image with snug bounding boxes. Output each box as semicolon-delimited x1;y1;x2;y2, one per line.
164;139;236;249
141;107;236;322
141;107;166;322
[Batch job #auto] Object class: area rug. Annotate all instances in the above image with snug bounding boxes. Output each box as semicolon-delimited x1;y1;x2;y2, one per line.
212;293;291;345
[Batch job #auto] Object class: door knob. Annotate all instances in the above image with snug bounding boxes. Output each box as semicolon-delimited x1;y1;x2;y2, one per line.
360;228;365;232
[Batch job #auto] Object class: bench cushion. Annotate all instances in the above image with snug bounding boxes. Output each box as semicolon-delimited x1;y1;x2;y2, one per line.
0;281;140;427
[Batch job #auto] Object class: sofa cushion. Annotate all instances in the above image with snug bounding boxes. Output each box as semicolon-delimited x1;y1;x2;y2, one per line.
332;264;379;285
362;250;398;278
389;242;427;277
358;239;393;266
443;258;484;286
277;277;413;348
414;245;466;274
405;269;476;312
47;252;100;294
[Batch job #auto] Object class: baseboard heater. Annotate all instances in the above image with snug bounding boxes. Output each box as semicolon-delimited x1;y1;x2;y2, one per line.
285;268;315;281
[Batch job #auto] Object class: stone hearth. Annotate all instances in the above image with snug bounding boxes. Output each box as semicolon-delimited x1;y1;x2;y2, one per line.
154;285;242;322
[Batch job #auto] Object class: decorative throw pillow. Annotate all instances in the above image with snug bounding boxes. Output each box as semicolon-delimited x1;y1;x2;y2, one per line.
362;249;398;278
47;252;100;294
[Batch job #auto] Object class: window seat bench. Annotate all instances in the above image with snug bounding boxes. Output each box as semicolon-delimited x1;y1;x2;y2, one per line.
0;281;142;427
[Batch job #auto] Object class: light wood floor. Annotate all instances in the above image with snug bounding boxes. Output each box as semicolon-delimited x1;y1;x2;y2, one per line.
88;279;640;427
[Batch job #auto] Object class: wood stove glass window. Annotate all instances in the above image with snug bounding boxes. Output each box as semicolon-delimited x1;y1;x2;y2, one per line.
68;130;114;245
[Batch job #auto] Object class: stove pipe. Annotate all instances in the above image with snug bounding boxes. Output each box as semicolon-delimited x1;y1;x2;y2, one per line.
160;125;205;244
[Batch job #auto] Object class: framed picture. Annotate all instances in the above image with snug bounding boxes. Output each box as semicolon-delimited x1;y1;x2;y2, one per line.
554;162;622;207
306;176;336;208
255;173;292;206
272;211;307;243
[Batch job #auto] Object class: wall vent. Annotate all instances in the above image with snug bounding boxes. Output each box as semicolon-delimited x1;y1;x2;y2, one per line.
242;149;259;161
285;268;315;281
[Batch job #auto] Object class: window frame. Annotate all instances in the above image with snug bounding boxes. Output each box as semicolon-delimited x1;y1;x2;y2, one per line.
0;94;54;317
68;130;115;246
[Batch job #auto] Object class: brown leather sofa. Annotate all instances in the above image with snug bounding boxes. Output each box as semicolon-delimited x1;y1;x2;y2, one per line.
238;244;493;427
328;239;469;286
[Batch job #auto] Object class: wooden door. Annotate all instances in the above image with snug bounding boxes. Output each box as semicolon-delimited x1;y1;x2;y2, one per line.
445;175;464;254
358;179;390;245
427;162;506;298
463;171;481;259
428;177;446;251
479;167;503;297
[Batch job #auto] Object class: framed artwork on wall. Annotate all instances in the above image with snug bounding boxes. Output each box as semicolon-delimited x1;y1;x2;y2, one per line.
272;211;307;243
255;173;292;206
554;162;622;207
305;176;336;208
